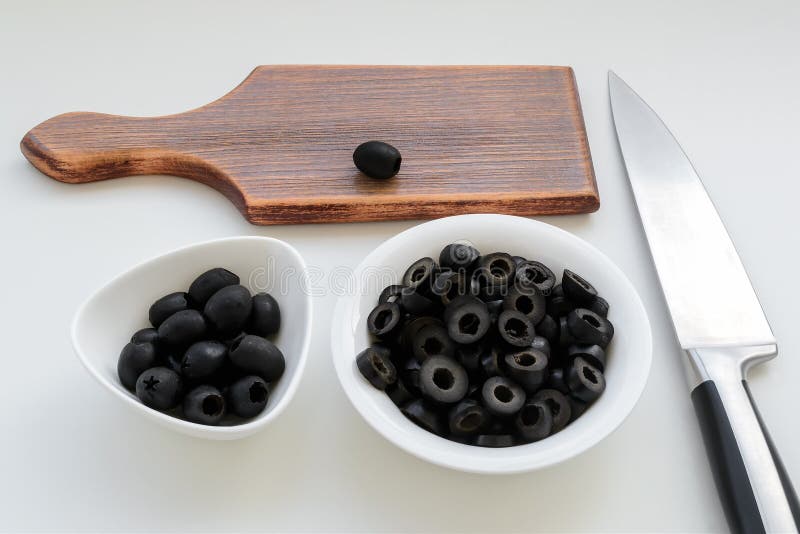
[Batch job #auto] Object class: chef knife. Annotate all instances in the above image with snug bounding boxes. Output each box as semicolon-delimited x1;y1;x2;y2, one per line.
609;71;799;534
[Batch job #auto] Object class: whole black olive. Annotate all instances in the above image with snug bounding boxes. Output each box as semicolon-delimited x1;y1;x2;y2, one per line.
247;292;281;337
188;267;240;306
149;292;193;328
353;141;402;179
204;285;253;337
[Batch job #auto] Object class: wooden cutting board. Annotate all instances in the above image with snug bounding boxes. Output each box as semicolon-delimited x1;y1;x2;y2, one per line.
21;65;598;225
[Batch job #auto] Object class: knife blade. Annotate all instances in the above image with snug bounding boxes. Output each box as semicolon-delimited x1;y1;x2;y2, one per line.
609;71;799;534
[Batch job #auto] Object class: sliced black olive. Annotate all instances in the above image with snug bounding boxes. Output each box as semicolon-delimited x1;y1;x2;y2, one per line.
503;349;548;394
511;255;528;266
355;345;397;390
401;399;445;436
419;356;469;404
247;292;281;337
514;401;553;442
503;286;546;325
566;308;614;347
439;243;480;271
567;343;607;372
546;367;570;394
455;342;483;379
399;316;443;352
481;376;525;418
474;434;515;448
546;293;575;318
477;252;516;291
567;356;606;402
366;301;403;340
188;267;239;306
515;261;556;296
149;292;192;328
353;140;402;179
386;379;415;406
558;316;577;349
443;295;490;344
379;284;407;305
496;309;535;348
588;295;610;318
401;357;422;394
486;299;504;322
531;335;551;357
400;289;438;315
434;270;477;306
550;284;565;298
480;345;505;378
402;257;438;296
569;396;589;422
448;399;489;436
536;314;559;343
411;322;455;362
562;269;598;304
532;389;572;433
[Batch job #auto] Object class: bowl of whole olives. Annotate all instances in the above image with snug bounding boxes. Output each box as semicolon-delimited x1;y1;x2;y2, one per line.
72;236;312;440
331;214;652;473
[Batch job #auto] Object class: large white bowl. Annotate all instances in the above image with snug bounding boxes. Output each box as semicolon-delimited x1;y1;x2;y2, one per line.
331;214;651;473
72;236;312;440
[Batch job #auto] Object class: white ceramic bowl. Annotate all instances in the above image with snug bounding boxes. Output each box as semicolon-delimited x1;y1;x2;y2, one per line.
332;214;651;473
72;236;312;440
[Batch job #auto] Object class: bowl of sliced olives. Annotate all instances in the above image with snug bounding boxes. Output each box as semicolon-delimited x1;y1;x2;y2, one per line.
331;214;651;473
72;236;312;440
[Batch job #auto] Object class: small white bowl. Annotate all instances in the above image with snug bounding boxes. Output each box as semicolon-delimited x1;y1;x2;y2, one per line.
331;214;651;474
72;236;312;440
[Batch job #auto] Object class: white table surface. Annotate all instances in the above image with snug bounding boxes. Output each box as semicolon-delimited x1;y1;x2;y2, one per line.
2;0;798;531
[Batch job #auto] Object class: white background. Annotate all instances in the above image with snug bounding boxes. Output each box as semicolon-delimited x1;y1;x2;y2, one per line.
1;0;798;531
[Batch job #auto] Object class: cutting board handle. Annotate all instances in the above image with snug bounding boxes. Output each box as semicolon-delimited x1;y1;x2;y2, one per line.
21;111;216;184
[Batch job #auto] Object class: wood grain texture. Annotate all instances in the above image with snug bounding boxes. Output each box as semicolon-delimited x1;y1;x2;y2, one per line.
21;65;598;225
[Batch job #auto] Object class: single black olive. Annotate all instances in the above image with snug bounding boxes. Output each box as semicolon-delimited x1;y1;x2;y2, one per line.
181;340;228;380
537;314;559;343
229;334;286;382
401;398;445;436
439;243;480;271
386;379;415;406
481;376;525;418
411;322;455;362
514;401;554;442
204;284;253;337
448;399;489;436
149;292;192;328
366;301;403;340
474;434;515;448
247;292;281;337
516;261;556;296
567;343;607;372
443;295;490;344
118;342;159;391
566;308;614;347
566;356;606;402
419;356;469;404
157;309;207;348
588;295;610;318
355;345;397;390
183;385;226;425
135;366;183;410
503;349;548;394
503;286;546;325
532;389;572;433
353;140;402;179
227;375;269;418
562;269;598;305
188;267;240;306
496;309;535;348
131;327;160;346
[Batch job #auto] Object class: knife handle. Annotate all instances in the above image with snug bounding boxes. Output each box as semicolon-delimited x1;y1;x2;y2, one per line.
687;346;800;533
